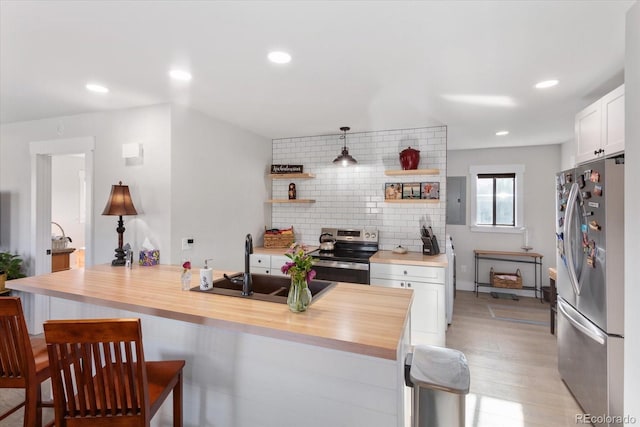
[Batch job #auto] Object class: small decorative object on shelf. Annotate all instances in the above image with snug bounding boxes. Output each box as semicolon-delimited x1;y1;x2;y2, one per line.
421;182;440;200
181;260;192;291
281;243;315;313
385;183;403;200
399;146;420;170
288;182;296;200
402;182;421;199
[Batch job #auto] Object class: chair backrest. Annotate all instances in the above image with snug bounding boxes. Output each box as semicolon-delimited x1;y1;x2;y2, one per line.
44;318;151;426
0;297;35;389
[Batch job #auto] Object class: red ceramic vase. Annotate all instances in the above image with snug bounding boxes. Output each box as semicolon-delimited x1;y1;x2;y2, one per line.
399;147;420;170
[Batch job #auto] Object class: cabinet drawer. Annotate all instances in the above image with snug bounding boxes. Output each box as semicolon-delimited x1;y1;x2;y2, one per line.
370;263;445;284
270;255;289;271
252;267;271;275
250;254;270;268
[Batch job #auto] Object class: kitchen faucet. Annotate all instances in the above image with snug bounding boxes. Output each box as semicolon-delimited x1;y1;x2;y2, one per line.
242;233;253;296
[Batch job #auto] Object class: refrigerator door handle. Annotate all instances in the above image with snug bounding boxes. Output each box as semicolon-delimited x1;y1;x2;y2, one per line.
564;182;582;296
558;299;606;345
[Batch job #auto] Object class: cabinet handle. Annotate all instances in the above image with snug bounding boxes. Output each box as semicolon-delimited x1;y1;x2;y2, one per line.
258;259;262;263
400;282;405;287
266;270;270;274
403;270;408;275
407;282;412;288
594;148;604;155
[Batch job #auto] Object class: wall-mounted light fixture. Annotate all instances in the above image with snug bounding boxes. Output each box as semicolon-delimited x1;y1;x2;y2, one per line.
102;181;138;266
122;143;142;159
332;126;357;167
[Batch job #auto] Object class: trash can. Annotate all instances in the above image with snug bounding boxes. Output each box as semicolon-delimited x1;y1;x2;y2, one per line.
405;345;470;427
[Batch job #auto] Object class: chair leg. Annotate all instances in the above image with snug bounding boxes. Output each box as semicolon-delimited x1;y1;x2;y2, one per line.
173;372;183;427
24;382;43;427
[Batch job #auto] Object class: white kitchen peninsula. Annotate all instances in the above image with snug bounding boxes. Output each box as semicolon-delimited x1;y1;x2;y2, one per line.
9;264;412;427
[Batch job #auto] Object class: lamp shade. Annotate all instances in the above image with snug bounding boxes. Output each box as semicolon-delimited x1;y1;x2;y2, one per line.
102;181;138;216
333;126;357;166
332;149;358;166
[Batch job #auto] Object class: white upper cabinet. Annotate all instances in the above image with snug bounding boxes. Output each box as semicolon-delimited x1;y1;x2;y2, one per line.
575;84;625;165
600;85;625;157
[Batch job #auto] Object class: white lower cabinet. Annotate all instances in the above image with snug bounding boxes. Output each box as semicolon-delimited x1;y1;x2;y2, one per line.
269;255;290;277
370;263;446;347
250;253;290;276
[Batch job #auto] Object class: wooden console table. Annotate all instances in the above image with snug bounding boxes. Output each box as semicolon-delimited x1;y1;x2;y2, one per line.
474;250;543;301
52;247;75;272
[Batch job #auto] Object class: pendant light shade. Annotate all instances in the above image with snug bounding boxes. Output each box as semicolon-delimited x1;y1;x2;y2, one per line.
333;126;357;166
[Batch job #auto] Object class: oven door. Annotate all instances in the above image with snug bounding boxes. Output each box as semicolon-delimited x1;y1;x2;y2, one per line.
312;260;370;285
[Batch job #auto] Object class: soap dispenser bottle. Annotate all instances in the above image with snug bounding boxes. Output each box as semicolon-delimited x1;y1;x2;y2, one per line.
200;259;213;290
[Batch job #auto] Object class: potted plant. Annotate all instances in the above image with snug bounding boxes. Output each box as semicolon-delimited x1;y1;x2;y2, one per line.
0;252;26;290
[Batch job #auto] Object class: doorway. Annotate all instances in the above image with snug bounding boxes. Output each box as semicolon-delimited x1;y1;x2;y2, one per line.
28;137;94;333
51;154;86;271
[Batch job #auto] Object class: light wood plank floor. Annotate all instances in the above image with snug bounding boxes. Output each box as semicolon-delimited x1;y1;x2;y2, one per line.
447;291;583;427
1;291;582;426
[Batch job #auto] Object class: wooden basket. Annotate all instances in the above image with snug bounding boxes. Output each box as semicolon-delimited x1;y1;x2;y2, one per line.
490;267;522;289
263;226;295;248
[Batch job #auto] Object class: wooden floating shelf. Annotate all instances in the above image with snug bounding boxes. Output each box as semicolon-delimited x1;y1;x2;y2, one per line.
268;173;315;179
384;169;440;176
267;199;316;204
384;199;440;204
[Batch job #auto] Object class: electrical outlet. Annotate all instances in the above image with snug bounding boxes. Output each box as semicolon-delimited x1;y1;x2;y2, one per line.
460;265;467;273
182;238;194;250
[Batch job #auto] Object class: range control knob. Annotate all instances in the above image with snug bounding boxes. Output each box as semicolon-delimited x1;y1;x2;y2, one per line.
371;233;376;239
365;232;370;238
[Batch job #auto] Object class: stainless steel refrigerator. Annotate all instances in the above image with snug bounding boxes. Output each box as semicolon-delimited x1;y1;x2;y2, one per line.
555;158;624;426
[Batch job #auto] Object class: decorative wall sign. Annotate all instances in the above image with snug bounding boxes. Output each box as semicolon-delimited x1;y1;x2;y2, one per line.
385;183;402;200
271;164;303;174
402;182;421;199
421;182;440;200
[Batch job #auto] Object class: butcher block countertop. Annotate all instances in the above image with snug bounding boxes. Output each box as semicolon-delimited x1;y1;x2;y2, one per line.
9;264;412;360
370;250;448;267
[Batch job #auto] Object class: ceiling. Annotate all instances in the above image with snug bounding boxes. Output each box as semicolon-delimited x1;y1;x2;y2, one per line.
0;1;633;150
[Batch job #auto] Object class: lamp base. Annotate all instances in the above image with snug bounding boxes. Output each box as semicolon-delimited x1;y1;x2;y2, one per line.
111;248;127;266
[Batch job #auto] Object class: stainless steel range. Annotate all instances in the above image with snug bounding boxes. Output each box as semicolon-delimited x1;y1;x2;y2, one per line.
307;227;378;285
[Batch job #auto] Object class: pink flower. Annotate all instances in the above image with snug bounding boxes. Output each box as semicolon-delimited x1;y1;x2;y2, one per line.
182;261;191;271
306;269;316;282
281;262;295;274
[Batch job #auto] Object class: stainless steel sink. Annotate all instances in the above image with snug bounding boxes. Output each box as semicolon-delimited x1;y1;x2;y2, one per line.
190;273;335;304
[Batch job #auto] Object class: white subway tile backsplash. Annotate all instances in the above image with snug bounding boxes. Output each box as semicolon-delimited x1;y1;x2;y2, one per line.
271;126;446;248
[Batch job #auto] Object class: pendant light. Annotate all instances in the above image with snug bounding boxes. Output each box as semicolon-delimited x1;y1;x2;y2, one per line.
333;126;357;166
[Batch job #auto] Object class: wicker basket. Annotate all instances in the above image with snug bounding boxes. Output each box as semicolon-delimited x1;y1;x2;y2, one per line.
263;226;295;249
51;221;69;250
490;267;522;289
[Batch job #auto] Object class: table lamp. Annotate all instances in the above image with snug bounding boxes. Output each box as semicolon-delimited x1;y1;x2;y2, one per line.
102;181;138;266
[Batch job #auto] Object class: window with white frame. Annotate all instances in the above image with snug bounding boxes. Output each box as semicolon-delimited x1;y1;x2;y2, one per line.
469;164;524;233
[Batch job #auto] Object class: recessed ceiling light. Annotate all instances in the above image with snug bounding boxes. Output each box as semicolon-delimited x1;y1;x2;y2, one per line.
169;69;192;81
535;79;559;89
85;83;109;93
268;51;292;64
496;130;509;136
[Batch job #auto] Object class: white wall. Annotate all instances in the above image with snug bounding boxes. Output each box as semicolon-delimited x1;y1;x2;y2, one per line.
447;144;560;293
624;1;640;420
0;104;172;270
271;126;447;251
170;106;272;272
560;138;576;171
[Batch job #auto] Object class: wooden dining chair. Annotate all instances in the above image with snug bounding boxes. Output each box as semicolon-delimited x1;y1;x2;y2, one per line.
43;318;185;427
0;296;53;427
